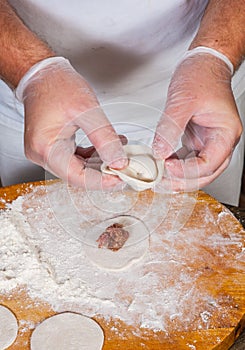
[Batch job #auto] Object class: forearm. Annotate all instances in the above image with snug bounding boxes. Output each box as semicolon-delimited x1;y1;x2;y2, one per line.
0;0;55;88
190;0;245;70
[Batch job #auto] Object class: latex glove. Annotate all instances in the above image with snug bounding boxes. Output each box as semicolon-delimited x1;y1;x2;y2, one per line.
152;47;243;192
16;57;128;190
75;134;128;171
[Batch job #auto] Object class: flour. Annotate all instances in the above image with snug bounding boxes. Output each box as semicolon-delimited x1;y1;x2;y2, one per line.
0;183;244;337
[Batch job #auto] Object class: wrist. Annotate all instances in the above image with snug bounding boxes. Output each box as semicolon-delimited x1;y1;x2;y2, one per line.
0;0;56;88
189;1;245;71
189;42;243;71
179;46;234;75
15;56;70;102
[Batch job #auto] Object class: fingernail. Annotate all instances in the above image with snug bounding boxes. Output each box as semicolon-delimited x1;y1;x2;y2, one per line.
153;141;173;159
153;137;164;154
109;157;128;170
152;145;165;159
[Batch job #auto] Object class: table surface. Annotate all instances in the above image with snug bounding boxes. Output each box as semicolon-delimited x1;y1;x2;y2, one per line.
0;181;245;350
223;205;245;350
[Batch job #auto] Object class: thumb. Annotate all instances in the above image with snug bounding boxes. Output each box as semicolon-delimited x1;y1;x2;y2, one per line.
152;109;190;159
76;107;128;169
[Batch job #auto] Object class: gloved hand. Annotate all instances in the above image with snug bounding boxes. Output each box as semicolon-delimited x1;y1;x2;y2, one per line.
152;47;243;192
16;57;128;190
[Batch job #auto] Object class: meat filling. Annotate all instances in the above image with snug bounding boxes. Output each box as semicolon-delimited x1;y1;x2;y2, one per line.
96;223;129;251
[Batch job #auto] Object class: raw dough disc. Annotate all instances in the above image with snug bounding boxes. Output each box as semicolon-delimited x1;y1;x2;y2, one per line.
31;312;104;350
0;305;18;349
83;215;149;270
101;144;164;191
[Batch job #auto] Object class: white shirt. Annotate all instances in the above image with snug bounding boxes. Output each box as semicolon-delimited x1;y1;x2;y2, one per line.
4;0;210;128
3;1;245;123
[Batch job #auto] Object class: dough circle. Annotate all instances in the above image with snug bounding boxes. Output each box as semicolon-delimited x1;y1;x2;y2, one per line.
31;312;104;350
0;305;18;350
84;215;149;270
101;144;164;191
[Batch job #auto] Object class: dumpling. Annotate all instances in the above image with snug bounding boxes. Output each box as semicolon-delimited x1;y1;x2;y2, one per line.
101;145;164;191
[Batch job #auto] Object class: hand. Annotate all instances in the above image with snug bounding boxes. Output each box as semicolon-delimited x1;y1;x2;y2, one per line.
152;51;243;192
19;58;128;190
75;134;128;170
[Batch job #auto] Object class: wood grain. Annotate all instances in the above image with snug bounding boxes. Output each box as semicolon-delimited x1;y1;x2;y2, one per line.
0;181;245;350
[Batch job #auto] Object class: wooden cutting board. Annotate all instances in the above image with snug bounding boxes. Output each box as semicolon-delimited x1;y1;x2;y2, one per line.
0;181;244;350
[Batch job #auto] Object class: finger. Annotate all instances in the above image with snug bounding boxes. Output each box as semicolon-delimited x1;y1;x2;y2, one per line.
58;154;123;190
154;157;230;193
165;131;233;179
76;108;128;169
45;139;123;190
68;157;123;190
168;145;195;160
84;157;103;171
152;111;189;159
76;153;102;171
75;134;128;160
181;123;205;152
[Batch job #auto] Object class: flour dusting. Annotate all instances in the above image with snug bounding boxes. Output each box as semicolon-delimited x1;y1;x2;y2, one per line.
0;182;244;337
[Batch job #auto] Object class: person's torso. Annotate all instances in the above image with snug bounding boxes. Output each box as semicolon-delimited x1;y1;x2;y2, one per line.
6;0;245;132
8;1;208;114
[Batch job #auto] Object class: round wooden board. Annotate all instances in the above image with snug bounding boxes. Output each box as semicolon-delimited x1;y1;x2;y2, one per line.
0;181;245;350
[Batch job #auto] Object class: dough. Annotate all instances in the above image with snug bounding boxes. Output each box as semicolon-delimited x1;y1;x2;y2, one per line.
31;312;104;350
101;144;164;191
84;215;149;270
0;305;18;349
